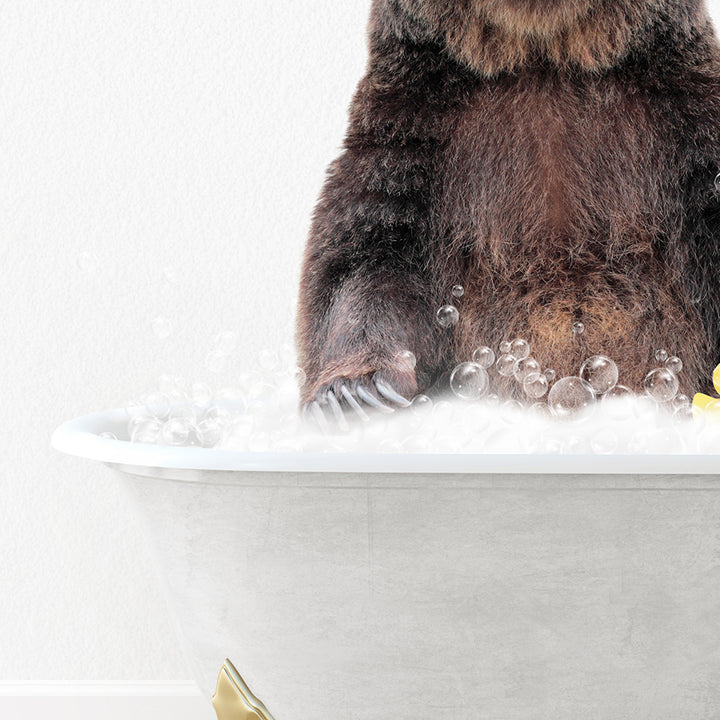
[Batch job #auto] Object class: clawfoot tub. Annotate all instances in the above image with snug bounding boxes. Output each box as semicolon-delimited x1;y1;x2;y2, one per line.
53;407;720;719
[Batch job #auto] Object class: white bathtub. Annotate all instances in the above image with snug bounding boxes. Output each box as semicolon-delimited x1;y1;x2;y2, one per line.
53;408;720;719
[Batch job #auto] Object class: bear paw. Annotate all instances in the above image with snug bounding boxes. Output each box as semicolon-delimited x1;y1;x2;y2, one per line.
303;368;416;434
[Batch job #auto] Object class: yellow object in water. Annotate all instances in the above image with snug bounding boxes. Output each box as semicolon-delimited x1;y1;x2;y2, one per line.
692;363;720;421
212;659;276;720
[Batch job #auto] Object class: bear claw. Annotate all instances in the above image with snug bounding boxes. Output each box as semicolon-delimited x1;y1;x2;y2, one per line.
303;372;413;433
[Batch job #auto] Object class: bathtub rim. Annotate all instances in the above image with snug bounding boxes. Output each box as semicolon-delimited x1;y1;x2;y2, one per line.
51;406;720;476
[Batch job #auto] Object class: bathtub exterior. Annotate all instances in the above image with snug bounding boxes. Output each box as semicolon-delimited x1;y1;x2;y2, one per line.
118;467;720;720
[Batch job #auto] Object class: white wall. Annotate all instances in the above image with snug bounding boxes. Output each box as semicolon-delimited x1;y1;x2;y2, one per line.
1;0;719;700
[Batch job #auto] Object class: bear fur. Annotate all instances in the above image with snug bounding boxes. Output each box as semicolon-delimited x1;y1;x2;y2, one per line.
296;0;720;410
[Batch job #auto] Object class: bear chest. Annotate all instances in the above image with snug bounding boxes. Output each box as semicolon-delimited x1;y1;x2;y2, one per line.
439;74;682;267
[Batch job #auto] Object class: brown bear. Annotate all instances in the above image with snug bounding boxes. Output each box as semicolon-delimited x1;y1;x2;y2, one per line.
295;0;720;422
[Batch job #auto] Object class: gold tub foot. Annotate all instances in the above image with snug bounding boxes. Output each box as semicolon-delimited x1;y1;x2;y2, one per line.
212;659;276;720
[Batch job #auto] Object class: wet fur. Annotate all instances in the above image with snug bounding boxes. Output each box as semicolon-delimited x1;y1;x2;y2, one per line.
296;0;720;403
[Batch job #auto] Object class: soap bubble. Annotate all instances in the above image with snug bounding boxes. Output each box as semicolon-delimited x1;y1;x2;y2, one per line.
601;384;634;420
130;417;162;444
99;432;117;440
510;339;530;361
544;369;556;382
644;367;679;402
450;362;489;401
293;366;307;387
191;382;213;409
572;321;585;335
197;418;222;448
514;356;541;384
394;350;417;372
143;392;171;419
499;341;512;354
410;394;433;415
161;417;191;446
169;405;197;423
524;373;549;398
715;172;720;193
548;377;595;419
500;399;524;425
579;355;618;394
665;356;683;374
451;285;465;298
472;346;496;369
151;315;173;340
436;305;459;328
655;348;669;363
496;354;519;377
76;251;98;273
672;394;690;410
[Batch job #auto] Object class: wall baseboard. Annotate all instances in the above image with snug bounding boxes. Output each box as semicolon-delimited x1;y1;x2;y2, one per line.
0;685;215;720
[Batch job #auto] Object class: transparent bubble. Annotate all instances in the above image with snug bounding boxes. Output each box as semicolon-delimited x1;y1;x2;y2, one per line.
394;350;417;372
130;417;162;444
644;367;679;402
99;432;117;441
579;355;618;394
528;402;551;418
499;341;512;354
544;369;556;382
499;399;524;425
432;399;454;420
715;172;720;193
472;346;496;369
151;315;173;340
524;373;549;399
450;362;489;401
191;382;213;409
436;305;460;328
293;366;307;387
124;400;145;419
591;428;619;454
214;331;239;354
204;404;233;424
601;384;634;420
410;394;434;415
76;251;98;273
655;348;669;363
205;349;228;374
547;376;595;419
451;285;465;298
672;394;690;411
162;417;191;446
143;392;171;419
665;356;683;374
169;405;197;424
572;321;585;335
510;339;530;361
197;418;223;448
514;356;541;384
496;354;519;377
673;404;694;422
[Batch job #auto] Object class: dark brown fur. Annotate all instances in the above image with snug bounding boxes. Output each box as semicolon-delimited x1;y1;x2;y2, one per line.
296;0;720;406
